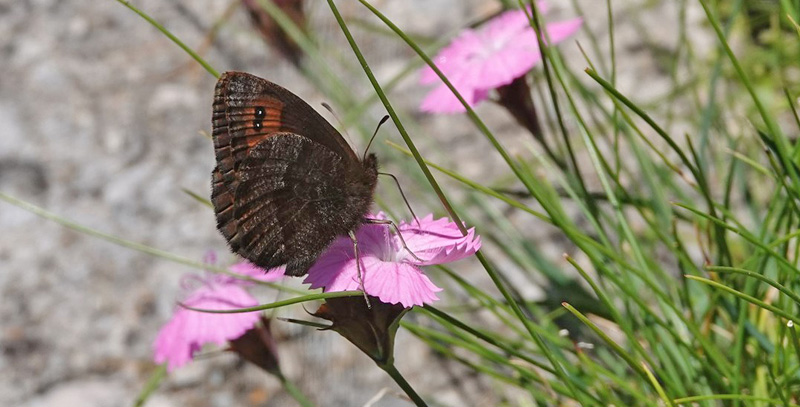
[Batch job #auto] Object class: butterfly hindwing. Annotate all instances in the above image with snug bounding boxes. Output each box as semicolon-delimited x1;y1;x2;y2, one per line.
227;133;359;276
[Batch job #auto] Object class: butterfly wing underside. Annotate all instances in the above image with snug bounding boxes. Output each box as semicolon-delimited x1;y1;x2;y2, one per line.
212;71;358;190
213;133;355;276
211;71;377;277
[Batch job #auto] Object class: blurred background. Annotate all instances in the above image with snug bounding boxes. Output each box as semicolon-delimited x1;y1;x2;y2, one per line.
0;0;767;405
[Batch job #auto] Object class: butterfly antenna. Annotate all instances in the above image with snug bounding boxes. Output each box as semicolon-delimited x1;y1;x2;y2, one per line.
378;172;419;225
364;115;390;162
321;102;355;145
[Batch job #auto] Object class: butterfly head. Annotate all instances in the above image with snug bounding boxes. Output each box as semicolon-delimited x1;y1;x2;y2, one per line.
362;153;378;174
349;153;379;198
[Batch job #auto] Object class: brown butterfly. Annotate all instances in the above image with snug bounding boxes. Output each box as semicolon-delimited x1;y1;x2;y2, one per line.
211;71;378;277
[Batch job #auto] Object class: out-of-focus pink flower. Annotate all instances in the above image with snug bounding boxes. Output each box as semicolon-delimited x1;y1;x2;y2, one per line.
153;259;284;372
153;278;260;372
228;261;287;284
419;4;582;113
303;214;481;308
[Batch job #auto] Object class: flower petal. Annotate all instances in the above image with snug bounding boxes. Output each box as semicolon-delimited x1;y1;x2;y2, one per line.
473;39;540;89
361;257;442;307
304;223;443;307
305;213;479;307
303;247;362;292
482;7;538;44
420;82;485;114
153;282;260;372
419;2;581;114
303;223;389;292
397;215;481;265
545;18;583;45
420;3;548;87
228;261;286;283
419;29;482;85
308;254;441;308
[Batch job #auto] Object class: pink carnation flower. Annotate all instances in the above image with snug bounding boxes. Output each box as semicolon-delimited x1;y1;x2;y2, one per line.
303;214;481;308
228;261;287;284
153;260;283;372
420;4;582;113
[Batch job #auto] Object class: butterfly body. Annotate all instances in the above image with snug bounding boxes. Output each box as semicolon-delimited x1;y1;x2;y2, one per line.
211;71;377;276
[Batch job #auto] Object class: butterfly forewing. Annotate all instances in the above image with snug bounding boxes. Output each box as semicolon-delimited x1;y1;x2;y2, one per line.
213;71;359;184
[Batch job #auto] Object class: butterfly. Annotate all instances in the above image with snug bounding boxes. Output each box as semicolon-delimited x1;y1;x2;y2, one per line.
211;71;378;277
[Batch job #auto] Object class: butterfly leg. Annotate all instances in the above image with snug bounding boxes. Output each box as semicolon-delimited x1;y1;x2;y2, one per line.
349;230;372;309
363;218;424;262
377;172;419;225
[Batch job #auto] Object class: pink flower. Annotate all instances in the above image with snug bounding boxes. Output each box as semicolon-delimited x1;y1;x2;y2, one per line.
228;261;287;284
420;4;582;113
153;260;283;372
303;214;481;308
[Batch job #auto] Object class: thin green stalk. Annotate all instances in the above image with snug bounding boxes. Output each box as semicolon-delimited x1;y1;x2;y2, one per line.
686;276;800;325
676;203;800;276
115;0;218;78
698;0;800;196
379;364;429;407
641;362;677;407
181;188;213;208
333;0;462;234
385;140;550;222
674;394;800;406
254;0;351;107
788;89;800;134
789;321;800;367
586;68;732;265
707;266;800;306
278;374;315;407
133;365;167;407
0;192;302;293
521;0;596;215
420;306;553;373
561;303;657;401
564;255;656;367
183;290;362;314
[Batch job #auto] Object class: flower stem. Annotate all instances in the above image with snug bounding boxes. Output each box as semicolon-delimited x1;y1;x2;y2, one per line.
378;363;429;407
278;374;315;407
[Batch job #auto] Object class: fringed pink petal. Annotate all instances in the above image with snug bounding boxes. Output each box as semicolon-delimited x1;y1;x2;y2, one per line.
419;2;580;113
361;258;442;307
397;215;482;265
545;18;583;45
228;261;286;283
419;30;482;85
304;213;478;308
153;282;260;372
420;82;484;114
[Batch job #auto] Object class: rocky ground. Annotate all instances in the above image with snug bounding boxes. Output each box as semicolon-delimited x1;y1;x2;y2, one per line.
0;1;711;406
